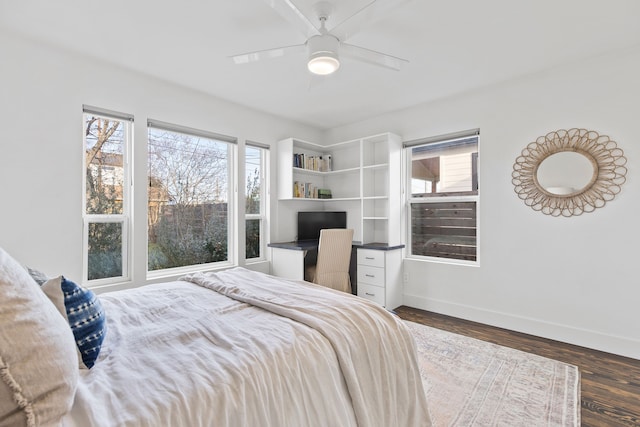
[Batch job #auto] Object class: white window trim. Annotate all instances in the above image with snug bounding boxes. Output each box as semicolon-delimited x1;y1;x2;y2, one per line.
245;143;269;262
228;143;238;266
82;110;133;287
146;122;238;279
83;110;260;285
404;133;480;266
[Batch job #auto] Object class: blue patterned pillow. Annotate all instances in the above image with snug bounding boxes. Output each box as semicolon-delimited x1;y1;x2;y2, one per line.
41;276;106;369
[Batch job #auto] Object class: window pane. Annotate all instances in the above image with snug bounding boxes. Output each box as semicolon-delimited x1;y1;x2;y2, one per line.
411;201;477;261
246;219;261;259
411;137;478;197
148;127;229;271
88;222;123;280
245;146;261;215
85;116;125;214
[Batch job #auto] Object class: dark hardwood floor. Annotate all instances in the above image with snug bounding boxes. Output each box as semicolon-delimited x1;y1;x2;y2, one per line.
395;306;640;427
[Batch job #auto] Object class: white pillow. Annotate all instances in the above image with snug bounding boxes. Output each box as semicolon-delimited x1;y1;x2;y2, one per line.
0;247;78;427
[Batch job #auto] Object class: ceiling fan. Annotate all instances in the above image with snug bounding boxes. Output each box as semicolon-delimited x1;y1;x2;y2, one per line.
231;0;411;75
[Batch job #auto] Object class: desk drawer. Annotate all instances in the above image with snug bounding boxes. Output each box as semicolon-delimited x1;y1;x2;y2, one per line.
357;249;385;268
357;265;385;287
357;283;385;306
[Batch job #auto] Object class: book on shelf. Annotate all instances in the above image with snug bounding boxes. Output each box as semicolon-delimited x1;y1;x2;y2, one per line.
293;181;303;198
293;153;332;172
293;182;332;199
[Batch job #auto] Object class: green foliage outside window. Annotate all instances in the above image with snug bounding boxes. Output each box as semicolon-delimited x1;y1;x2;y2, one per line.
85;116;126;280
147;128;230;271
245;158;261;259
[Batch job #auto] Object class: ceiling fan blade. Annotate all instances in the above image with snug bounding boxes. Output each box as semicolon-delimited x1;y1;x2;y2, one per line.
330;0;414;42
231;44;306;64
263;0;319;39
341;43;408;71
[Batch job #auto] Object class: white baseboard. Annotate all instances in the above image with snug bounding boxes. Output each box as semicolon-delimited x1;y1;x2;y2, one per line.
403;293;640;360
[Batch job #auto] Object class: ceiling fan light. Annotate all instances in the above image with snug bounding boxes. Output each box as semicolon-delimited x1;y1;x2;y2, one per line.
307;34;340;75
308;52;340;75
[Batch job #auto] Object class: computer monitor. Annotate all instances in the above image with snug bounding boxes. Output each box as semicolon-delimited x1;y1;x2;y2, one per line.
297;211;347;241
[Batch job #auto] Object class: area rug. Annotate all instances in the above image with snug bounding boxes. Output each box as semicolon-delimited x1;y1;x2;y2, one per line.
405;321;580;426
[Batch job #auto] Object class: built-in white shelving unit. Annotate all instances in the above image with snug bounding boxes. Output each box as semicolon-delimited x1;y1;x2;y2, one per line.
277;133;402;245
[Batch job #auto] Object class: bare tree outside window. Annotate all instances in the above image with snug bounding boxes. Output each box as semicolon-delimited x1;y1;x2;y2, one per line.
85;117;124;214
147;128;230;270
245;146;263;259
246;161;260;215
84;115;128;281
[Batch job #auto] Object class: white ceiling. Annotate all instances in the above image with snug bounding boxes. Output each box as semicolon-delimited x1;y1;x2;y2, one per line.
2;0;640;129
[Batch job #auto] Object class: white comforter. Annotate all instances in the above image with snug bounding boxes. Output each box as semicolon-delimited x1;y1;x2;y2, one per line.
62;268;431;427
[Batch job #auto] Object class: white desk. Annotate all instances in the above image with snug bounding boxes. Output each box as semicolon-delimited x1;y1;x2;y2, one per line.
268;240;324;281
268;241;405;309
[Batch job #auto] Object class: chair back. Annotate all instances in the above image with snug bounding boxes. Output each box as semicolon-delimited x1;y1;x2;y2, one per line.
313;228;354;293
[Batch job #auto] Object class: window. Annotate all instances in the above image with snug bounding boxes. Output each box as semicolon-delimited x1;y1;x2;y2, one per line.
82;106;133;284
245;142;268;260
406;130;479;262
147;120;236;273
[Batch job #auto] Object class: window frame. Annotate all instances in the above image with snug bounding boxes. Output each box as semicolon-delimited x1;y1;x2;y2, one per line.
245;142;269;262
146;119;237;278
82;106;133;286
405;131;480;265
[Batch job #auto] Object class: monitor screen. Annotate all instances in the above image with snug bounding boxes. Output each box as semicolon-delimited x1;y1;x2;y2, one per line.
297;211;347;241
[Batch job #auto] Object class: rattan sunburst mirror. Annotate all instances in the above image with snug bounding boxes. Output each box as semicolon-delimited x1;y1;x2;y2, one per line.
512;128;627;217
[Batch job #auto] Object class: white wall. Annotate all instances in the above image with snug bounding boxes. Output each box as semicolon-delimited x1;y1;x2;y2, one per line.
0;31;322;288
325;46;640;359
2;31;638;359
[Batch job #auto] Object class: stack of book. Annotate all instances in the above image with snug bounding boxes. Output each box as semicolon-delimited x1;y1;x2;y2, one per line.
294;181;316;198
293;182;333;199
293;153;332;172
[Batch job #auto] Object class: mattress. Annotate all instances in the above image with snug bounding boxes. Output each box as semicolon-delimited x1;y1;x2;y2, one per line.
61;267;431;427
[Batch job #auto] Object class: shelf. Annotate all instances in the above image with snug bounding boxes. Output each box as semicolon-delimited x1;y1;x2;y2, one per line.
292;166;360;175
292;167;324;175
278;133;402;246
323;197;361;202
290;138;325;152
362;163;388;171
325;167;360;175
283;197;361;202
283;198;324;202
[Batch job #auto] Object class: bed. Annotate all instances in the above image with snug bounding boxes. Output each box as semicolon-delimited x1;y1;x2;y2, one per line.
0;247;431;427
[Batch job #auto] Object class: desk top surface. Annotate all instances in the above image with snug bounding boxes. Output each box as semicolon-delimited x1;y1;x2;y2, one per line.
268;240;404;251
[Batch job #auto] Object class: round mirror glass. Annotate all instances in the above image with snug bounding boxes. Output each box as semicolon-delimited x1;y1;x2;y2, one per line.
536;151;594;195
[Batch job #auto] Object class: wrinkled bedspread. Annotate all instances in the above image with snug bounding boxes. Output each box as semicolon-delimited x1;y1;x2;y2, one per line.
62;267;430;427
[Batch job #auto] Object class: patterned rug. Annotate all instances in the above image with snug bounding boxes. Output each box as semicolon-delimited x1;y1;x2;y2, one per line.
405;321;580;426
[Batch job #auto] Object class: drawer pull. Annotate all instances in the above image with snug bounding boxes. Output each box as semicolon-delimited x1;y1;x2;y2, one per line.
365;292;375;297
365;274;375;278
365;256;375;260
